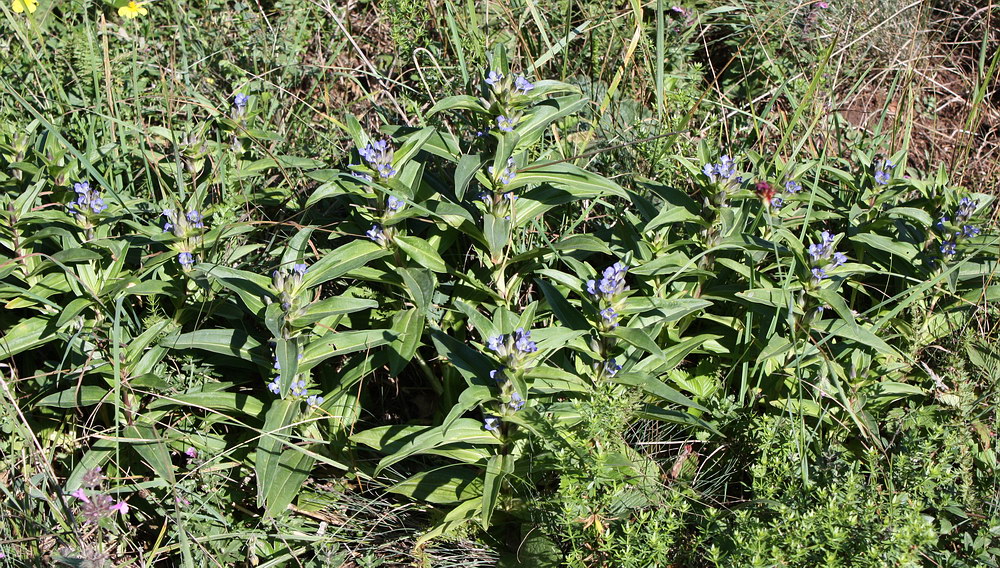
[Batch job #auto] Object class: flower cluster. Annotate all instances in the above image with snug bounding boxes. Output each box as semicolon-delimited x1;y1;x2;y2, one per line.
271;262;308;312
162;208;206;268
358;140;396;179
481;367;527;431
586;262;629;330
488;157;517;186
874;159;895;185
755;181;777;208
807;231;847;282
763;179;805;209
485;70;535;95
487;328;538;369
67;467;129;524
935;197;980;258
67;181;107;218
162;208;205;235
268;352;322;405
480;70;535;138
702;155;739;184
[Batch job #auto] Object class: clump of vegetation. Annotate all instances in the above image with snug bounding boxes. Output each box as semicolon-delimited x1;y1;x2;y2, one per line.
1;0;998;566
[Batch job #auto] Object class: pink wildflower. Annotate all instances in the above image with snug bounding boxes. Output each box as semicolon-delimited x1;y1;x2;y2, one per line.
70;489;90;503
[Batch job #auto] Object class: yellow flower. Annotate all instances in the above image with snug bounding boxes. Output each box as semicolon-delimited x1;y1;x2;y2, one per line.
118;0;148;19
12;0;38;14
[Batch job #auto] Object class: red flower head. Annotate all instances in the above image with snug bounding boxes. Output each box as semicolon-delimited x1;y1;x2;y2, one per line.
755;181;776;207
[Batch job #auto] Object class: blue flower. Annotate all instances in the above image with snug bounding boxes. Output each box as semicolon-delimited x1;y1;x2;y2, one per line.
488;157;517;185
771;196;784;209
496;115;515;133
386;195;404;211
874;170;890;185
68;181;107;216
960;225;980;238
234;93;249;108
358;140;397;179
702;155;738;183
811;267;827;281
513;328;537;354
956;197;977;222
366;225;386;244
514;75;534;94
291;379;307;397
603;359;622;377
485;70;503;86
940;239;957;256
267;379;281;394
351;170;373;183
508;392;525;411
702;163;717;182
935;216;949;230
830;252;847;268
306;395;325;406
588;262;629;301
489;368;506;384
785;180;802;193
600;307;619;328
292;263;308;275
483;415;501;431
186;210;205;228
178;252;194;267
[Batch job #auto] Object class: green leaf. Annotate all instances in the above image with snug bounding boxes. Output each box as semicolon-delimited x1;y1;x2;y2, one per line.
124;424;176;484
610;373;707;412
400;267;435;311
196;263;273;316
483;214;510;259
634;404;721;435
37;386;108;408
389;308;424;376
0;317;56;358
395;235;447;273
850;233;919;262
455;153;483;200
621;297;711;321
389;467;483;505
289;297;378;327
300;329;395;371
427;95;489;116
813;319;898;356
373;418;500;475
257;399;312;516
537;280;589;330
508;162;628;198
147;391;265;419
612;327;666;360
161;329;269;366
431;330;495;386
393;126;436;169
481;454;513;529
302;240;390;288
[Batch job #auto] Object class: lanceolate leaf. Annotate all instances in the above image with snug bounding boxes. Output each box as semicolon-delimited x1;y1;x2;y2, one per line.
161;329;269;366
302;240;390;288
